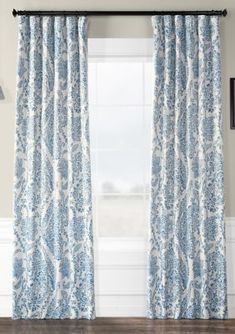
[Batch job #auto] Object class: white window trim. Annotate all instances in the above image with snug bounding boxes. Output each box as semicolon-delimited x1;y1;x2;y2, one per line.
88;38;153;58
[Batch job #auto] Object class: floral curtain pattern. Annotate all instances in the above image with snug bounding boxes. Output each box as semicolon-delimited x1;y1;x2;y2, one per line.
148;15;227;319
13;16;95;319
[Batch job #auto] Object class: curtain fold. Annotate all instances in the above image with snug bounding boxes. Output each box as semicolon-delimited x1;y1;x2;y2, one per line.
148;15;227;319
13;15;95;319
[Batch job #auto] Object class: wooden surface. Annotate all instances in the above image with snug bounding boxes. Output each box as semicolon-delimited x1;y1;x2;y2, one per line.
0;317;235;334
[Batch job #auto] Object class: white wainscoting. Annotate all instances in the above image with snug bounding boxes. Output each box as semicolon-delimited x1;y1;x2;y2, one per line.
0;218;234;318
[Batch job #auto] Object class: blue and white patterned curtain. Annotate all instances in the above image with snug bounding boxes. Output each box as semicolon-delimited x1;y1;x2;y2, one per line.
13;16;95;319
148;15;227;319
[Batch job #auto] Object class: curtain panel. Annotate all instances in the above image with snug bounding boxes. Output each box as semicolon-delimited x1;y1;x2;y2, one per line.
148;15;227;319
13;16;95;319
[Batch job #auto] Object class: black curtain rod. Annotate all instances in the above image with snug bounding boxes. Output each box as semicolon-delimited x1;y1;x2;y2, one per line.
12;9;227;17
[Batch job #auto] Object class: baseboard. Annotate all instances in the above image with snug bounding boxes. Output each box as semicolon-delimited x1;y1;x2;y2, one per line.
1;294;235;318
0;217;235;318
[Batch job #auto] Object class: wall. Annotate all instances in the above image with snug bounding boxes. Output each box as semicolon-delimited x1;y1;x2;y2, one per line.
0;0;235;217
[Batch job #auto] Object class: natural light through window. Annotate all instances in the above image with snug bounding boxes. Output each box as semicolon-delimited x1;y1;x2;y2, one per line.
88;40;153;237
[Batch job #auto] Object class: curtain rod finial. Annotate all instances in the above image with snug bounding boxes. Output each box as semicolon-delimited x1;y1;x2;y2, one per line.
223;9;227;16
12;9;17;17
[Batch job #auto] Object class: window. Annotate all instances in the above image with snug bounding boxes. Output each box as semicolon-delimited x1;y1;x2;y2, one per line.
89;39;153;238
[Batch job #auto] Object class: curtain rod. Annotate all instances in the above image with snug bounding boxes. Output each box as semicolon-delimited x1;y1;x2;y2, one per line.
12;9;227;17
